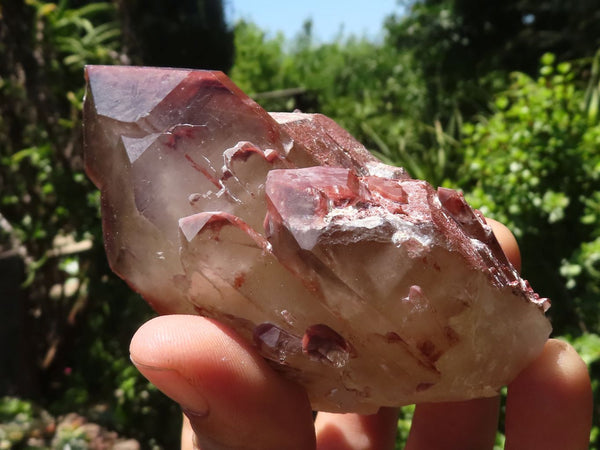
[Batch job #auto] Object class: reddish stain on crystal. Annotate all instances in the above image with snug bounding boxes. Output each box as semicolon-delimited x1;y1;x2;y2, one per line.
385;331;406;344
191;73;230;92
228;142;262;162
416;382;434;392
364;177;408;204
302;324;352;367
417;340;441;362
184;153;221;189
193;305;211;316
233;273;246;289
444;326;460;344
437;187;468;219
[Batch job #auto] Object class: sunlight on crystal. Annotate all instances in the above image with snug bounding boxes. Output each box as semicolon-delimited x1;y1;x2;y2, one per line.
84;65;551;413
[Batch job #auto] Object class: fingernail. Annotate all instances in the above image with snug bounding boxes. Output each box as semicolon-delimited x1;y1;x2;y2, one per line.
131;357;209;417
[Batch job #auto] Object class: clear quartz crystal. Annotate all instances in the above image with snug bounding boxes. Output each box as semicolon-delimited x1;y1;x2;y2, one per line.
84;65;551;413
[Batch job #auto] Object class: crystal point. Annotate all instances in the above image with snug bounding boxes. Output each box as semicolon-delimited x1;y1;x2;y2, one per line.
84;66;551;413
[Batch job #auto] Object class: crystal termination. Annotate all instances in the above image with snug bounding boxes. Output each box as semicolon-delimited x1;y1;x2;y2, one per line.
84;66;551;413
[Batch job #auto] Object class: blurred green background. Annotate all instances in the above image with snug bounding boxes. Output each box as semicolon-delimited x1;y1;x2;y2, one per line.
1;0;599;448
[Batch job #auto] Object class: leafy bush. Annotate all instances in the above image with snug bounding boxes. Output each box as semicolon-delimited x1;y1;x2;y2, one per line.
458;52;600;333
230;20;460;186
3;0;600;446
0;396;141;449
0;1;187;447
457;53;600;447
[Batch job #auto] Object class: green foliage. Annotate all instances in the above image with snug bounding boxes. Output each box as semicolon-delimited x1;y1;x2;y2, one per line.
0;1;182;447
395;404;415;448
229;21;287;94
457;54;600;446
385;0;600;137
458;54;600;334
584;49;600;123
230;19;460;185
2;0;600;446
565;333;600;366
0;397;50;448
0;396;144;449
39;0;120;67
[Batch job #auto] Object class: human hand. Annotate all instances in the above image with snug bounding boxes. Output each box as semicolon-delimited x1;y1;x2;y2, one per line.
129;220;593;450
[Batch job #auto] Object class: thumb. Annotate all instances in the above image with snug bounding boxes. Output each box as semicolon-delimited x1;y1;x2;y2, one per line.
130;315;315;450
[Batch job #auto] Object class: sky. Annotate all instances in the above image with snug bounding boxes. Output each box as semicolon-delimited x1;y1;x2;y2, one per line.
226;0;406;43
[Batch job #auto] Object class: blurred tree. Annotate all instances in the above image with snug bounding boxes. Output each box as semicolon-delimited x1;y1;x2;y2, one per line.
230;20;460;185
229;20;287;95
386;0;600;128
0;0;233;446
0;0;125;399
457;53;600;447
458;54;600;334
389;0;600;78
118;0;234;70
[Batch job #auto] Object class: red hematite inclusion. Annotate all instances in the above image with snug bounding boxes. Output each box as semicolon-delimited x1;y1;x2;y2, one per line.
83;65;551;414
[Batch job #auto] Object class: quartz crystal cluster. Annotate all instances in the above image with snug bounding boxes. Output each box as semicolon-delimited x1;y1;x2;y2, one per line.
84;65;551;413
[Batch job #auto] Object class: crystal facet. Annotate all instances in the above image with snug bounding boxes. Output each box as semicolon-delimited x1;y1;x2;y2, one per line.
83;66;551;413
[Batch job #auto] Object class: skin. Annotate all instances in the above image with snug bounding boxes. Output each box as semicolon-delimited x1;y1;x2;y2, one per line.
129;220;593;450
